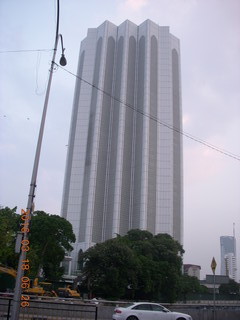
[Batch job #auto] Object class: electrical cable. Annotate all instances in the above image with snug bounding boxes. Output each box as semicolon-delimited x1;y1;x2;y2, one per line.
0;49;53;53
55;63;240;162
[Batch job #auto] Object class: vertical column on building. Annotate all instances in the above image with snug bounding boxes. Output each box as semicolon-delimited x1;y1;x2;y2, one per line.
137;20;158;230
111;21;130;236
147;22;158;234
78;21;115;248
78;26;105;249
101;26;118;242
171;34;183;244
122;23;138;233
111;21;138;236
90;22;117;245
65;29;99;272
140;21;150;230
132;24;144;229
156;26;173;236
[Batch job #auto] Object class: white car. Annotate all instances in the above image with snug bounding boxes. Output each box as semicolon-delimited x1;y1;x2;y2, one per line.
112;302;193;320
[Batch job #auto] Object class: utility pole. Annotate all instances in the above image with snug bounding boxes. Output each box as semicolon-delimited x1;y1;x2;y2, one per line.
10;1;66;318
211;257;217;320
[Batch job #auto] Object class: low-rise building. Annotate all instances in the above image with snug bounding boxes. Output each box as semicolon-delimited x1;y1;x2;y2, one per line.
183;264;201;280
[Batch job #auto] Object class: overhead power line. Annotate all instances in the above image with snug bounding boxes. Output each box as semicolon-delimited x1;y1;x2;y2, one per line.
0;49;53;53
55;62;240;162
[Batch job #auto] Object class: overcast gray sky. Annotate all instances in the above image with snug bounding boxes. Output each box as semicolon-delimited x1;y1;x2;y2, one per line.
1;0;240;280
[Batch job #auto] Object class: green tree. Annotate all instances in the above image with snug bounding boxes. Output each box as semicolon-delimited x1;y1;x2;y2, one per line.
178;275;202;302
80;239;139;299
219;279;240;295
122;231;184;302
80;229;184;302
28;211;76;279
0;207;76;281
0;207;20;268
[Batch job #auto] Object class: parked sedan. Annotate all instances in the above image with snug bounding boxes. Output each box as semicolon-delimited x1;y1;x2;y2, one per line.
112;302;193;320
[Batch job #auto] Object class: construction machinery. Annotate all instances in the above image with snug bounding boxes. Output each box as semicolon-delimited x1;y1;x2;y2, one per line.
0;265;80;298
57;285;80;298
0;265;17;278
0;265;57;297
23;278;57;297
0;265;17;293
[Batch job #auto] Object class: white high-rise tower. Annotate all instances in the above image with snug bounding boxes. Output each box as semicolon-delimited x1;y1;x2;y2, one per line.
61;20;183;274
220;235;237;281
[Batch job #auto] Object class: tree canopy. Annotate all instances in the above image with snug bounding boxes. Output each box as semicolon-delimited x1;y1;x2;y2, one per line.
0;207;75;280
0;207;19;267
219;279;240;295
28;210;76;279
79;229;184;302
178;275;204;302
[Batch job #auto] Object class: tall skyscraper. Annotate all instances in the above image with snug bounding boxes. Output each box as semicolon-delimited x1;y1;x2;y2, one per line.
61;19;183;274
220;236;237;281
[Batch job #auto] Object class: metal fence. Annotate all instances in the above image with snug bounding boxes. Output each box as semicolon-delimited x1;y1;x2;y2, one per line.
0;297;98;320
1;296;240;320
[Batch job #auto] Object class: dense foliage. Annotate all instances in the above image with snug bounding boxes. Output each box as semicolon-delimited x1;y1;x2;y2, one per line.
0;207;75;280
178;275;206;302
28;210;76;279
219;279;240;295
79;229;184;302
0;207;19;267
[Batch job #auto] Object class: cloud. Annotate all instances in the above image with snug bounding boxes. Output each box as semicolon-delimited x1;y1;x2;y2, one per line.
182;114;191;126
122;0;149;10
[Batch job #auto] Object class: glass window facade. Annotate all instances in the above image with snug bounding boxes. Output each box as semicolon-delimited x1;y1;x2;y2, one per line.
61;20;183;274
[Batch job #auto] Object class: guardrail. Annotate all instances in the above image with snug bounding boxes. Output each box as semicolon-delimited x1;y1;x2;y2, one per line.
0;296;98;320
1;296;240;320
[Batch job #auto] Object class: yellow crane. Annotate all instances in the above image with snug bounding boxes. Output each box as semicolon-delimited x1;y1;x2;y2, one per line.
0;265;17;278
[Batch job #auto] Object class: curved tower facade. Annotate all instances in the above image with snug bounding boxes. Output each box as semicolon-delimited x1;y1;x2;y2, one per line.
61;20;183;274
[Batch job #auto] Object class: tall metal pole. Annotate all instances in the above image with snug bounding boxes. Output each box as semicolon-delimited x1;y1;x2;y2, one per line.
211;257;217;320
213;271;216;320
10;1;60;319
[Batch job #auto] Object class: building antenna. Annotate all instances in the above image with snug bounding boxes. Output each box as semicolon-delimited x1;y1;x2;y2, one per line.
233;222;235;238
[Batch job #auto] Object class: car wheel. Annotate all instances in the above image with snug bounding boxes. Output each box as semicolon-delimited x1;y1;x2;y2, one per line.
127;316;138;320
176;318;186;320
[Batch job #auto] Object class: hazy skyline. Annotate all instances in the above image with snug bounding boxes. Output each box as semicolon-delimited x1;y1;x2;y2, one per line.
1;0;240;280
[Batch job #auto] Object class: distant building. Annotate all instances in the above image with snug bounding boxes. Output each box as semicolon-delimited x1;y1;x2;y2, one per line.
201;275;229;293
183;264;201;280
61;19;183;275
220;236;237;281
